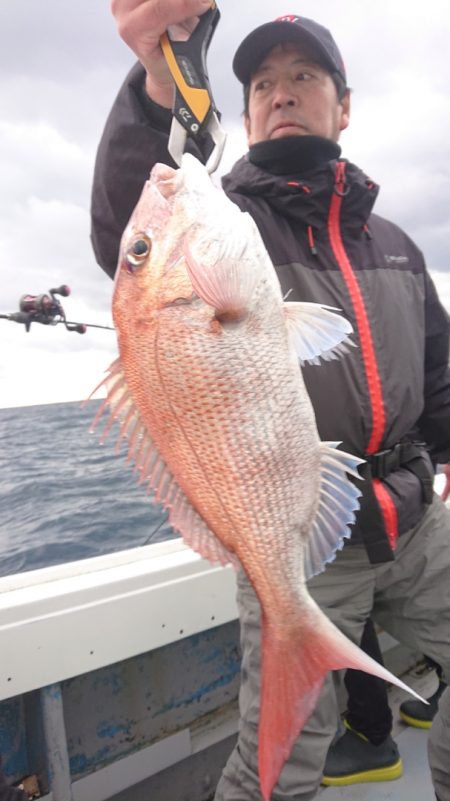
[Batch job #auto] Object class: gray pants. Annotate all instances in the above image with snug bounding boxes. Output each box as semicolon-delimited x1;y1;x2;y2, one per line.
215;497;450;801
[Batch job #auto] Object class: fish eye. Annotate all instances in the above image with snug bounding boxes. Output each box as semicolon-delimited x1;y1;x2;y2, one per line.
125;234;152;271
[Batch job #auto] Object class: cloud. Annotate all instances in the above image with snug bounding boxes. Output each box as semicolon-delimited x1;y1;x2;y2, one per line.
0;325;116;409
431;271;450;317
0;120;91;208
0;0;449;408
0;119;112;319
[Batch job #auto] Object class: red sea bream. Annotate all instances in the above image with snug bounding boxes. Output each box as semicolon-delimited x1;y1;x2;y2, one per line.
92;154;422;800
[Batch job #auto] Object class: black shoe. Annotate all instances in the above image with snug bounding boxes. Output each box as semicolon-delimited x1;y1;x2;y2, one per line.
0;782;29;801
399;681;446;729
321;727;403;786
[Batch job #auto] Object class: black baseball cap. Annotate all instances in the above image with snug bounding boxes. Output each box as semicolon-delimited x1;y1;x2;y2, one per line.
233;14;346;86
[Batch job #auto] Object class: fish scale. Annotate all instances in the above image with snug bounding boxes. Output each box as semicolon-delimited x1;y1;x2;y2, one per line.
150;332;318;563
92;153;425;801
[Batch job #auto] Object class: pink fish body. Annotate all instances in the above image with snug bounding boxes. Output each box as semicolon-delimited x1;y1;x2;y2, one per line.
93;155;423;800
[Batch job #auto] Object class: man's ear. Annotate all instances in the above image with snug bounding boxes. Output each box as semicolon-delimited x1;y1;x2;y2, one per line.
339;89;351;132
244;113;252;145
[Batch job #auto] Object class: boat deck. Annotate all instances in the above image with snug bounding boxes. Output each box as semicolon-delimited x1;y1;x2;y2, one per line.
1;536;444;801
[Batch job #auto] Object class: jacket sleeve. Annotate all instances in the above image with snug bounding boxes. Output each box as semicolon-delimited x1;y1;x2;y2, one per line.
417;269;450;464
90;62;212;279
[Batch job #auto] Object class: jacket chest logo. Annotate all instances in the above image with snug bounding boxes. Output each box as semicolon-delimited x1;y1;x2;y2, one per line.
384;254;409;265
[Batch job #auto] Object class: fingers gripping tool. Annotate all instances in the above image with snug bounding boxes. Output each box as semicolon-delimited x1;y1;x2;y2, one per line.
160;3;226;173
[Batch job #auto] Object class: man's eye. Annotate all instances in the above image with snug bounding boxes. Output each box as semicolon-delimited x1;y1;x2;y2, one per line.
254;80;270;92
296;71;313;82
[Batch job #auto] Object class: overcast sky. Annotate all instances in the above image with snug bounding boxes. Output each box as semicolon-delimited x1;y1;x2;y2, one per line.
1;0;449;408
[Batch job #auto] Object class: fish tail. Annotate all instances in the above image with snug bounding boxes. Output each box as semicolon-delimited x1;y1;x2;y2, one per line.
258;604;425;801
258;617;325;801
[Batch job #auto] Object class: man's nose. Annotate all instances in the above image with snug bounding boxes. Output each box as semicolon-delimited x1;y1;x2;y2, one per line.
272;81;298;109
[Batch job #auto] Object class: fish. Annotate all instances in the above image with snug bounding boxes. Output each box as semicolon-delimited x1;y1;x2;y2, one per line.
91;154;424;801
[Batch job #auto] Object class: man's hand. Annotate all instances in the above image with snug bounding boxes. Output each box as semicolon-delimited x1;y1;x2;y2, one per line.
441;464;450;503
111;0;213;107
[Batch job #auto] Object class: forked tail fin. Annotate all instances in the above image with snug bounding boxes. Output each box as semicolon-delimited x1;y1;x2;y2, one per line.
258;603;424;801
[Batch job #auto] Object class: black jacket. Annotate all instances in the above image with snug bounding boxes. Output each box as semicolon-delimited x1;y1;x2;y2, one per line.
91;64;450;563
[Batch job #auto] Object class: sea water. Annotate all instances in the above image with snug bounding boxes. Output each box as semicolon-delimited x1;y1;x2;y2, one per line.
0;400;176;578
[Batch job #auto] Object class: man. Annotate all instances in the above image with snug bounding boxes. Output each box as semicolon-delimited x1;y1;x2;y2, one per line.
91;4;450;800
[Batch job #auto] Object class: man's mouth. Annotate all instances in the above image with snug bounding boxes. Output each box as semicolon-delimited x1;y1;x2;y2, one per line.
270;122;305;138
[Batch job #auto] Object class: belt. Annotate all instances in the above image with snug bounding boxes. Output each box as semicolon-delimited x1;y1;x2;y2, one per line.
365;442;434;504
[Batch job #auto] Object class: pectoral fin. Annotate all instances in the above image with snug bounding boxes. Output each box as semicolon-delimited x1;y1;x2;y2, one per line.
284;302;355;364
184;212;259;320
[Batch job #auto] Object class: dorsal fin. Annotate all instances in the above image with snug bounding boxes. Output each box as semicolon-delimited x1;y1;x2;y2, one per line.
88;360;241;570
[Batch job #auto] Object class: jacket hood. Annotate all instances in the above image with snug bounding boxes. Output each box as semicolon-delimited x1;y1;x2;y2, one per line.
221;136;379;233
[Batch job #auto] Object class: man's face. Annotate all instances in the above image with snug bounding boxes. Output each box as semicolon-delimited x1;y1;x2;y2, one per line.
245;42;350;146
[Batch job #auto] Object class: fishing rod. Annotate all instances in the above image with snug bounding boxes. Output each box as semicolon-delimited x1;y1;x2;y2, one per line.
0;285;114;334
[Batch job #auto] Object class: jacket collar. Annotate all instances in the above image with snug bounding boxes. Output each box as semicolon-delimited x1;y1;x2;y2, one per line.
221;136;379;233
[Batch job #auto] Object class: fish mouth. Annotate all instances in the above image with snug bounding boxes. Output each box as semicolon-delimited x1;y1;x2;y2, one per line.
150;163;180;199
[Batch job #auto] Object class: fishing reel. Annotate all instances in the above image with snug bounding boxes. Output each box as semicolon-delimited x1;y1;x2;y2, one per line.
16;286;86;333
1;285;114;334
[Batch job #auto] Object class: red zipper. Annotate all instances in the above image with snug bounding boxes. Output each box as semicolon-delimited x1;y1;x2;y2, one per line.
372;479;399;550
328;161;398;546
328;161;385;454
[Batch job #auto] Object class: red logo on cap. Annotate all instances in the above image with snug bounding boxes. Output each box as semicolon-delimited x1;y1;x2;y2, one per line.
276;15;301;23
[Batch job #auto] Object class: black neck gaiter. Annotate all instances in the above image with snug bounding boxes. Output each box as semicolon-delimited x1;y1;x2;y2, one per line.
248;135;341;175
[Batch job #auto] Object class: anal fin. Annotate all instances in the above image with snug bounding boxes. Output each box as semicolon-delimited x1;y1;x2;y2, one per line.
304;442;364;580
